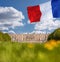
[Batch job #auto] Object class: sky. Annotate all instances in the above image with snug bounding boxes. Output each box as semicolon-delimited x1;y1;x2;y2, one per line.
0;0;60;34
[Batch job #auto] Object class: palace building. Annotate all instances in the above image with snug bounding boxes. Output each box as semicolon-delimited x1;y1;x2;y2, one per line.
9;34;49;43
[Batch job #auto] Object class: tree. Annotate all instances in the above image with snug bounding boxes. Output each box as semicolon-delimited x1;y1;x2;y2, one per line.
3;33;11;41
0;32;4;41
47;28;60;41
0;32;11;41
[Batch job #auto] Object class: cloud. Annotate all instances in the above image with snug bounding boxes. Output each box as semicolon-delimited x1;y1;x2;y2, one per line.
35;19;60;31
34;1;60;34
31;31;47;34
27;20;30;24
27;20;39;24
8;30;16;34
0;26;9;30
3;30;16;34
0;7;24;22
0;7;25;31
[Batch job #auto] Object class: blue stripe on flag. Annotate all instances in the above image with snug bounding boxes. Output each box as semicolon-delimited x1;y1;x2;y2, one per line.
51;0;60;18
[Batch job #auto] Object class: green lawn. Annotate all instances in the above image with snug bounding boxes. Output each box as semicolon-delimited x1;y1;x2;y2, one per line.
0;41;60;62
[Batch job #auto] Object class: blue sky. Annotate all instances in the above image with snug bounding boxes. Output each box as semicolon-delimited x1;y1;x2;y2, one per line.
0;0;60;34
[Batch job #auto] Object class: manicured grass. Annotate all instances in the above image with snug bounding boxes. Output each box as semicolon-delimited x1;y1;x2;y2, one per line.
0;41;60;62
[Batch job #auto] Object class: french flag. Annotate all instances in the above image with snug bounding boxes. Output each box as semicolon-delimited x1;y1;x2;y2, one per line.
27;0;60;23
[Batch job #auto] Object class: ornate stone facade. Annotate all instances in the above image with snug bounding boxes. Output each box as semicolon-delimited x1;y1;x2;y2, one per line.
9;34;49;43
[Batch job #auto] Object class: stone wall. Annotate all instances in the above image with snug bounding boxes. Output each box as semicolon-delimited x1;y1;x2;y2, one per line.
9;34;49;43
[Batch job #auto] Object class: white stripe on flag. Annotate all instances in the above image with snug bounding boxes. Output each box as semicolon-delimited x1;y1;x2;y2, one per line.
40;1;53;21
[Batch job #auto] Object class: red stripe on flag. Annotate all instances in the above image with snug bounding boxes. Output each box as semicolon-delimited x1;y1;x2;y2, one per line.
27;5;42;23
